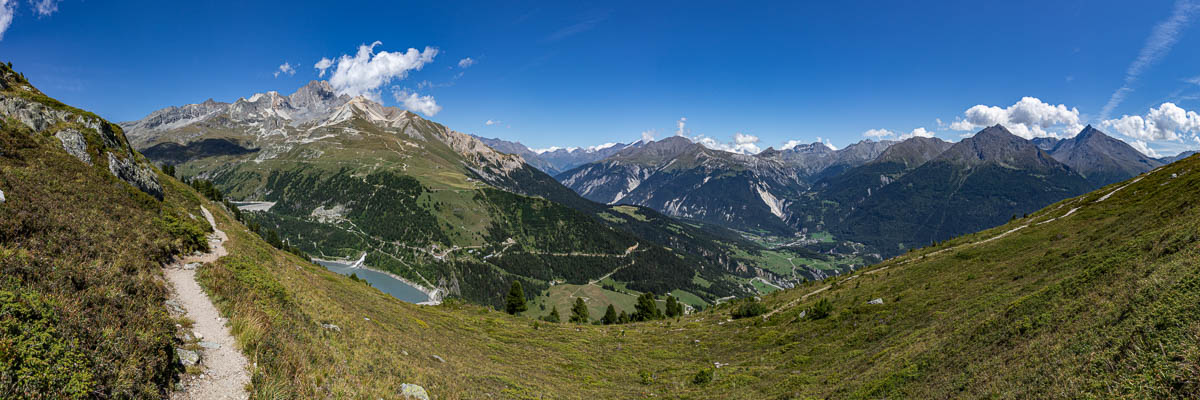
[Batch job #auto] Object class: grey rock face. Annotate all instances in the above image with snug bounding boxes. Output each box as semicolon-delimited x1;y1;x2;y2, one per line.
867;298;884;305
197;341;221;350
55;129;91;165
106;152;164;200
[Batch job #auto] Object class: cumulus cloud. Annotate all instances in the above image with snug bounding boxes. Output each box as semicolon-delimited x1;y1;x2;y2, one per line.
692;132;761;154
1126;139;1162;158
1100;0;1200;119
319;41;438;100
862;127;934;140
816;137;838;150
675;117;688;136
640;129;657;143
1102;102;1200;142
314;58;334;77
948;97;1084;139
274;62;295;78
898;127;935;140
392;89;442;116
863;128;895;139
0;0;14;41
457;57;475;68
485;119;500;126
780;140;806;150
30;0;56;16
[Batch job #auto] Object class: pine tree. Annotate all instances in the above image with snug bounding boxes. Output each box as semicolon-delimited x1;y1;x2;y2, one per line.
665;295;682;317
544;306;561;323
633;292;661;321
602;304;618;325
569;297;590;323
618;310;630;324
505;281;527;315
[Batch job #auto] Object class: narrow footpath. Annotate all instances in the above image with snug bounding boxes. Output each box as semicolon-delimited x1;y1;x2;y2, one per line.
164;206;250;400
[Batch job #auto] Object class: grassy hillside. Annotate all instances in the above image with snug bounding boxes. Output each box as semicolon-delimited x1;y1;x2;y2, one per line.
198;150;1200;398
7;61;1200;398
0;63;215;398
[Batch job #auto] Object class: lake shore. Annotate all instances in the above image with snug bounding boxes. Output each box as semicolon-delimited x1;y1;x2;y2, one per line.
312;254;444;305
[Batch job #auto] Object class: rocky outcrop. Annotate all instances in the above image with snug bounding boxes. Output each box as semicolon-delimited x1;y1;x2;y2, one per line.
107;152;164;200
1;94;163;200
55;129;91;164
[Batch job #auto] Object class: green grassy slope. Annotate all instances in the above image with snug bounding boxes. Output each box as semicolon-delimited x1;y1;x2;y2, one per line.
0;63;216;398
196;147;1200;398
7;62;1200;398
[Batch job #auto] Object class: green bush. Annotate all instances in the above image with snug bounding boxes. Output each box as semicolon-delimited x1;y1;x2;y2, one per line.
731;299;769;319
0;289;95;398
809;298;833;320
692;368;713;385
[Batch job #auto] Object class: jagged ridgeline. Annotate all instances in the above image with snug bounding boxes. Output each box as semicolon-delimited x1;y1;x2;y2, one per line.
121;81;756;308
0;63;215;396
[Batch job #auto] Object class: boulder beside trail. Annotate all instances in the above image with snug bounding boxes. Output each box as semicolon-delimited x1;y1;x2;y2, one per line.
400;383;430;400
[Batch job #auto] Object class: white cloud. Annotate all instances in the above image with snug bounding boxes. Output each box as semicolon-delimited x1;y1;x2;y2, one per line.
1102;102;1200;142
1100;0;1200;119
863;128;895;139
392;89;442;117
314;58;334;77
588;142;618;151
458;57;475;68
817;137;838;150
321;41;438;100
1126;139;1161;158
948;97;1084;139
0;0;16;41
675;117;688;136
1187;75;1200;86
862;127;934;141
485;119;500;126
693;132;761;154
780;139;806;150
898;127;935;140
30;0;55;16
640;129;657;143
274;62;295;78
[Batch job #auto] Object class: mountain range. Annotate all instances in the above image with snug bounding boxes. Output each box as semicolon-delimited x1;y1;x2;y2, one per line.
120;81;834;311
8;61;1200;398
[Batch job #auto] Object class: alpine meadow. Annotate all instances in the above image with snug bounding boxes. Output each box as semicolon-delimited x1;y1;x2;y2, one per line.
3;1;1200;399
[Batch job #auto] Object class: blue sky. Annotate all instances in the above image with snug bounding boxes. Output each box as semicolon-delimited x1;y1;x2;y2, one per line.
2;0;1199;156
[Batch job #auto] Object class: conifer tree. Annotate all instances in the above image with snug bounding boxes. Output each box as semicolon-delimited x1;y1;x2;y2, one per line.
665;295;682;317
570;297;590;323
505;281;527;315
634;292;661;321
602;304;618;325
544;306;561;323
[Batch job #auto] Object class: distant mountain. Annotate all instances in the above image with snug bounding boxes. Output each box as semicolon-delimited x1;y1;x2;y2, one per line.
1160;150;1198;164
121;81;761;307
558;137;895;234
473;136;632;175
833;125;1092;254
814;136;953;212
1047;125;1162;187
1031;137;1061;151
558;136;806;234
